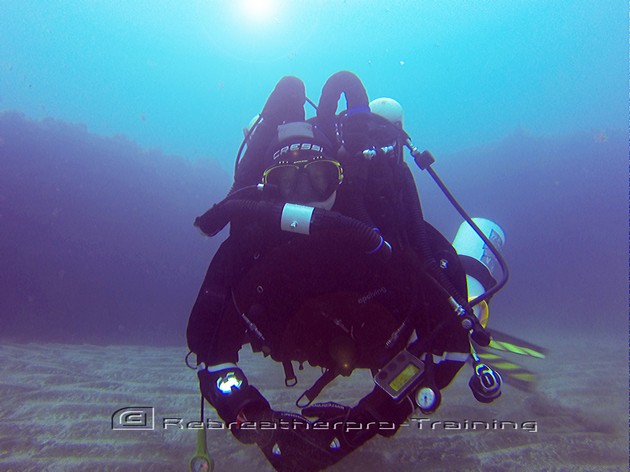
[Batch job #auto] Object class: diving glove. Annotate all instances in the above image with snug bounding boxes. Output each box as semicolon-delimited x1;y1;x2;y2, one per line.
198;366;272;444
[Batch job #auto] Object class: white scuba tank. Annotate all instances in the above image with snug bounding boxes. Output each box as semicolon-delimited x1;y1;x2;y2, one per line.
369;98;404;128
452;218;505;327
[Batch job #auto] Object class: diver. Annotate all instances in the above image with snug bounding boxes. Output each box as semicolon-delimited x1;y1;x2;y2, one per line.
187;71;506;471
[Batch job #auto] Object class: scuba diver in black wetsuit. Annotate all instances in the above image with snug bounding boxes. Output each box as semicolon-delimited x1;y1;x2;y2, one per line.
186;71;509;471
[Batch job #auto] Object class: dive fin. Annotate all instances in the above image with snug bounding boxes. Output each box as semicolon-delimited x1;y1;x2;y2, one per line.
474;350;539;392
485;329;548;359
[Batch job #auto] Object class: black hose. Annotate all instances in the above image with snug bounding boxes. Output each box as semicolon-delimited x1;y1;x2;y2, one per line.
316;71;370;150
310;207;391;260
232;76;307;190
305;96;318;111
317;71;369;120
193;186;262;236
262;76;306;123
406;145;509;307
194;198;265;237
233;114;262;177
194;199;391;261
399;162;491;345
400;163;463;301
425;166;509;305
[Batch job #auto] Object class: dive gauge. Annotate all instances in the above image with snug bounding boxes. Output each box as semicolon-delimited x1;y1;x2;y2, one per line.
415;386;441;413
374;350;425;400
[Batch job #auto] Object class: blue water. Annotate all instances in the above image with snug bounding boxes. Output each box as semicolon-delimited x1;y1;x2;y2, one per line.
1;0;627;339
0;3;628;471
1;1;625;166
1;0;626;343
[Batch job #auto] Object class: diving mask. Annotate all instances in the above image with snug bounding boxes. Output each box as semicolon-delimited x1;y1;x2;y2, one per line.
262;156;344;205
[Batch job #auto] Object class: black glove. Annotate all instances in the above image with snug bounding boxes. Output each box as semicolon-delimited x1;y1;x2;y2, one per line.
197;366;340;470
257;410;343;472
199;368;414;471
305;387;414;444
198;366;273;444
286;390;415;470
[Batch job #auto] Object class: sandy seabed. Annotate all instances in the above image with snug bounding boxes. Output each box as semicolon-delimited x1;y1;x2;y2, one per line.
0;329;627;472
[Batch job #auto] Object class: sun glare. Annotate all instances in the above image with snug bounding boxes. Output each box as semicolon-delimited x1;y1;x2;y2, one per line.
240;0;277;23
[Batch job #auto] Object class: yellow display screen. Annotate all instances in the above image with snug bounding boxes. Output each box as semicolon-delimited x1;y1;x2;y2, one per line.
389;364;420;392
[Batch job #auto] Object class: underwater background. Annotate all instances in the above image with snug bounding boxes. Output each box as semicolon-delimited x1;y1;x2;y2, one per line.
0;1;627;471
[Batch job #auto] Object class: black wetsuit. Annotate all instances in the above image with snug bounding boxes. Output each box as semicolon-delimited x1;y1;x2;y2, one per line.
186;161;470;389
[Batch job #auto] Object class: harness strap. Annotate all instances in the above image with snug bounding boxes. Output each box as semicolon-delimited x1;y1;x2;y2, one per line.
282;360;297;387
296;369;339;408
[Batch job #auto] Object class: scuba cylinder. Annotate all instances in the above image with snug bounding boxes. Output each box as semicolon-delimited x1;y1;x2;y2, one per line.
452;219;506;403
452;218;506;326
369;97;404;128
453;218;505;281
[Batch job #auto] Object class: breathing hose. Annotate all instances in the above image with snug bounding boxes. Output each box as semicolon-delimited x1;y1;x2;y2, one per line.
194;199;392;262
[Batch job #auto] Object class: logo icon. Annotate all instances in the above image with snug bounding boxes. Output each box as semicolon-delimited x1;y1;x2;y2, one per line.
111;407;155;431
